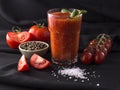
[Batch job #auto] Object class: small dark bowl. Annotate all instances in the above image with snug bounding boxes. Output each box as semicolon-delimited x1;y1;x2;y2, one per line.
19;41;49;59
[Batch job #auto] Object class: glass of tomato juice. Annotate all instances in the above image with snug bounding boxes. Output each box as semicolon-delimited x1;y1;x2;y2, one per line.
48;8;82;65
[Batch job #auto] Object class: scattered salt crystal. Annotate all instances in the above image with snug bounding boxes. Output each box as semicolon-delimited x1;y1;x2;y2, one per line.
74;79;78;82
87;72;90;74
69;76;72;79
93;74;96;78
58;67;87;79
53;73;56;77
96;83;100;87
81;80;84;82
87;78;89;81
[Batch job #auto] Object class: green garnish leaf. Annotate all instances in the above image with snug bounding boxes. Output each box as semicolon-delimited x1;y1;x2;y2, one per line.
61;9;87;18
70;9;87;18
70;9;79;18
78;10;87;14
61;8;70;13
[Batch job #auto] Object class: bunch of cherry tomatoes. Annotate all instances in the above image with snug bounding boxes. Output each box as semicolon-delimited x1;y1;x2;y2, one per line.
80;34;112;64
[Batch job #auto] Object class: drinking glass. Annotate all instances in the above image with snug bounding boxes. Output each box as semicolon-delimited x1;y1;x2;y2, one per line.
48;8;82;65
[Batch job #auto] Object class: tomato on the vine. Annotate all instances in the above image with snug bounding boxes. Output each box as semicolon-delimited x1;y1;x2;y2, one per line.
94;51;106;64
84;46;96;54
80;34;112;65
80;51;93;64
6;27;31;49
97;45;108;56
29;22;50;42
105;39;112;52
89;39;97;46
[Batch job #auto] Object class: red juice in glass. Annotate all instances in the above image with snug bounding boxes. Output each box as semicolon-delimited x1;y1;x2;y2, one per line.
48;8;82;65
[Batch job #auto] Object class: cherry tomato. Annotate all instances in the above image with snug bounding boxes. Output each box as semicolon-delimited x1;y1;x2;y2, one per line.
6;31;31;49
97;45;108;56
94;51;106;64
29;23;50;42
89;39;97;46
80;51;93;64
84;46;96;54
17;55;29;72
30;54;51;69
105;39;112;52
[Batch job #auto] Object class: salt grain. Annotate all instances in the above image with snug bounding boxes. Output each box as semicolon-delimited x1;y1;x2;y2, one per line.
58;67;87;79
87;78;89;81
87;72;90;74
74;79;78;82
96;83;100;87
69;76;72;79
81;80;84;82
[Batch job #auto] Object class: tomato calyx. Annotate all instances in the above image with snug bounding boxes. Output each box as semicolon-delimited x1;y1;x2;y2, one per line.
12;26;22;33
33;21;45;28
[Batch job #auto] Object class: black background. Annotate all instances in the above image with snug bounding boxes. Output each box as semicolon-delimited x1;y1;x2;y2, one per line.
0;0;120;90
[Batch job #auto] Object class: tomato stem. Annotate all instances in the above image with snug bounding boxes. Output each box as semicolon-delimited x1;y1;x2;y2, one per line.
12;26;21;33
33;21;45;28
96;34;106;49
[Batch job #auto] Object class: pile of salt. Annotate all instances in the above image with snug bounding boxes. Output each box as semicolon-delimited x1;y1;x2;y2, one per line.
51;66;101;86
58;67;87;79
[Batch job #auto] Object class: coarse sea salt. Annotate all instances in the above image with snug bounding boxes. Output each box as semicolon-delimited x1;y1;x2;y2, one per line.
51;66;101;87
58;67;87;79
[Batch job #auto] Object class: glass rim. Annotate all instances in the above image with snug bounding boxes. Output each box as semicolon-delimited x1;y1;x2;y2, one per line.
47;8;79;13
47;8;82;16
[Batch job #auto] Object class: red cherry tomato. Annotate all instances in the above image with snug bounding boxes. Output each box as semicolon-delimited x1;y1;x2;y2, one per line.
97;45;108;56
80;51;93;64
105;39;112;52
17;55;29;72
94;51;106;64
29;23;50;42
84;46;96;54
6;31;31;49
89;39;97;46
30;54;51;69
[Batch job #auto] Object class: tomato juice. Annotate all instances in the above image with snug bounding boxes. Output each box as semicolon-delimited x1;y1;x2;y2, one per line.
48;9;82;65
